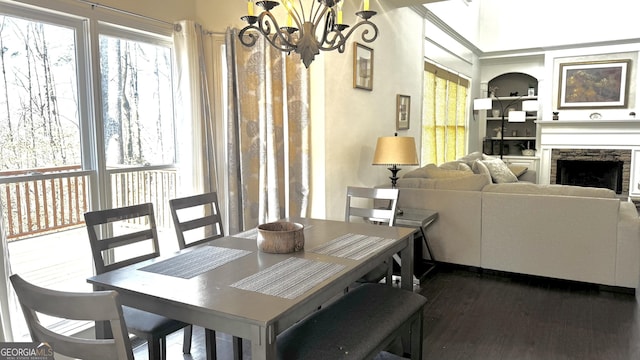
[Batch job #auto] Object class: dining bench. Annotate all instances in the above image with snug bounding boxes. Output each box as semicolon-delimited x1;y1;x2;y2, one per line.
276;283;426;360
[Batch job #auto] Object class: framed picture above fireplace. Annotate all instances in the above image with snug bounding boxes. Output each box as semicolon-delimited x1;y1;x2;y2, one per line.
558;59;631;109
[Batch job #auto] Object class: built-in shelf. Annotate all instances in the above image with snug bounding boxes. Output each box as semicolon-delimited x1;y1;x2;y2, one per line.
488;116;537;121
489;136;536;141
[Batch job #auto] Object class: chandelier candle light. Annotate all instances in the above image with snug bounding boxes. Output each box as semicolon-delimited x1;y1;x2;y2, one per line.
239;0;378;68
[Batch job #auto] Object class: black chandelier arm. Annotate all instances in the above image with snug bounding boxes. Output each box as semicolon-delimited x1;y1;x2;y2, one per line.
340;19;378;44
239;11;298;53
311;18;377;53
319;30;347;52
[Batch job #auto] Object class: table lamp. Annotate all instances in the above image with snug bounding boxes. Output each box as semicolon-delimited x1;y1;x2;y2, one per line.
372;134;419;188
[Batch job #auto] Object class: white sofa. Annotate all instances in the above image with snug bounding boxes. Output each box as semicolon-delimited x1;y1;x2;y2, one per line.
396;155;640;290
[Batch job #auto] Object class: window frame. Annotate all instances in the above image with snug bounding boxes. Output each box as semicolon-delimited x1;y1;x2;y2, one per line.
1;0;179;340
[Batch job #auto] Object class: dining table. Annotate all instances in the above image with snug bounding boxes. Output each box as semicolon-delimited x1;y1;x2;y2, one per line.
87;217;416;360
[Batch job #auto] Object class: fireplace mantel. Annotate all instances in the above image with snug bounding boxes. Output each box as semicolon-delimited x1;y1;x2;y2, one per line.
538;119;640;198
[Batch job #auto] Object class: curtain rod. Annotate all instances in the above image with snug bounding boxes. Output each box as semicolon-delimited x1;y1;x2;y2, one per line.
75;0;173;26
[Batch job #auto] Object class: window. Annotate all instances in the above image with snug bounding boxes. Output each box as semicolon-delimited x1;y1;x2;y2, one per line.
422;62;469;165
0;1;177;340
99;31;175;167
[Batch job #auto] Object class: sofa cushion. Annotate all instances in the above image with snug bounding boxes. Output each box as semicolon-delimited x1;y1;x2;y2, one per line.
482;183;617;198
396;178;437;189
424;164;473;178
403;163;472;179
434;174;491;191
402;166;430;179
438;161;473;172
397;174;489;191
479;158;518;183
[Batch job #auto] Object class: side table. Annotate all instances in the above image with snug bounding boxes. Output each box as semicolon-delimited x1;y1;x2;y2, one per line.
394;208;438;284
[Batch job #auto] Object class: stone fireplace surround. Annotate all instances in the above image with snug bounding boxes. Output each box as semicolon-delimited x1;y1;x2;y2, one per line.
550;149;630;195
538;120;640;199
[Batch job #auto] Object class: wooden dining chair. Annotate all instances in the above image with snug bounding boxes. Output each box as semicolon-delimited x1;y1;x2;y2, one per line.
169;192;225;249
345;186;400;226
169;192;243;360
84;203;193;360
10;274;134;360
345;186;400;284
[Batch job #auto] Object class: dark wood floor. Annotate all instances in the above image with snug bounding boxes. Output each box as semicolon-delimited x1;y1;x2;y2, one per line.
134;266;640;359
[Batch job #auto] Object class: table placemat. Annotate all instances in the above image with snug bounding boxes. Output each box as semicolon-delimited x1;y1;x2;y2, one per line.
230;257;345;299
140;246;252;279
309;233;396;260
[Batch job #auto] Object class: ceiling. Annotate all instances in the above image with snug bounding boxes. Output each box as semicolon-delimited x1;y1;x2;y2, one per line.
387;0;446;8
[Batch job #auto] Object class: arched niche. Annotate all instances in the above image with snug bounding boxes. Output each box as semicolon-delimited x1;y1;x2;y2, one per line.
488;72;538;97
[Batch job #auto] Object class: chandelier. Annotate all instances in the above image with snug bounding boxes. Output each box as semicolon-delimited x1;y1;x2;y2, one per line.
239;0;378;68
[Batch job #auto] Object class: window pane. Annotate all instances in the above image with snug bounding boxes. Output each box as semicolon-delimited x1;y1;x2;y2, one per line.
99;35;175;166
0;16;81;170
0;14;92;340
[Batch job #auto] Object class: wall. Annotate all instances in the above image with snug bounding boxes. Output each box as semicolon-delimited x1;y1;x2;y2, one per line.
313;3;425;221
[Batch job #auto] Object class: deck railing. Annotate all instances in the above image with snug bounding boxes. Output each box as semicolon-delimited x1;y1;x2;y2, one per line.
1;165;177;241
0;166;89;241
109;166;177;228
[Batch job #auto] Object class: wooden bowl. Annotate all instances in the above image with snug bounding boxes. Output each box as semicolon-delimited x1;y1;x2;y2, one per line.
257;222;305;253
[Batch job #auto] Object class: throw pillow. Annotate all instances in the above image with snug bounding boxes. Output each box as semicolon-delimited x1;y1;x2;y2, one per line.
471;160;493;184
480;158;518;183
458;151;484;166
507;165;528;178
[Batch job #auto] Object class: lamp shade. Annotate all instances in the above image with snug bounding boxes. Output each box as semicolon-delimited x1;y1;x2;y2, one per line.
372;136;419;165
522;100;539;112
473;98;492;110
508;110;526;122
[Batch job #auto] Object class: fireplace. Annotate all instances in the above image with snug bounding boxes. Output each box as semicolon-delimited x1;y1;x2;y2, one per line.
556;159;624;194
550;149;631;196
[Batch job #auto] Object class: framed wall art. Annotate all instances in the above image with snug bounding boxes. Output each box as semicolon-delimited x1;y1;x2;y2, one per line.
558;59;631;109
396;94;410;130
353;43;373;91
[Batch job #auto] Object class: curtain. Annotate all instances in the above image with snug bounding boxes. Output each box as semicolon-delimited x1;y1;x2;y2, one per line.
0;196;13;341
422;62;469;165
173;20;219;196
224;28;310;235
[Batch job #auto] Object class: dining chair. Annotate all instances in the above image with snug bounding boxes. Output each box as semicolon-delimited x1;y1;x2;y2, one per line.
169;192;243;360
345;186;400;226
10;273;134;360
169;191;224;249
345;186;400;284
84;203;193;360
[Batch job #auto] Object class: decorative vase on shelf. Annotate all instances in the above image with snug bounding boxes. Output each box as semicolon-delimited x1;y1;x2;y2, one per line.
492;109;500;118
553;112;559;121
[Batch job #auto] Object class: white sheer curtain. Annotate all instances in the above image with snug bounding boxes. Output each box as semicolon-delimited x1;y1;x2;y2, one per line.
0;197;14;341
173;20;220;197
